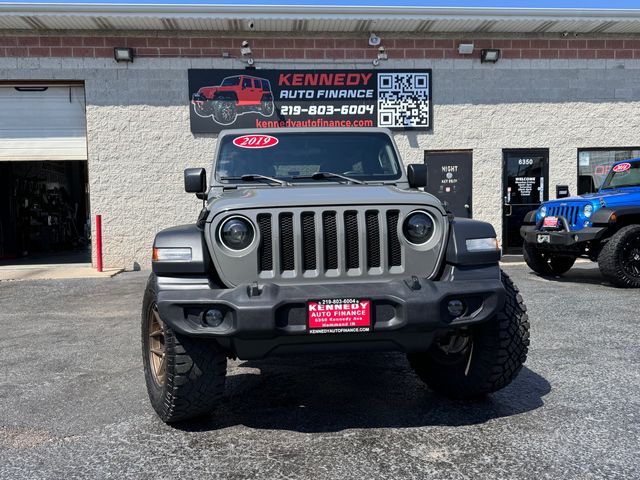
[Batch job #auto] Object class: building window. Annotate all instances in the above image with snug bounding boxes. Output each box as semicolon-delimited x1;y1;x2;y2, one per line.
578;148;640;194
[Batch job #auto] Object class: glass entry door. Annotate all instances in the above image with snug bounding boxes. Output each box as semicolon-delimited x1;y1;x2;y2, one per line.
502;149;549;254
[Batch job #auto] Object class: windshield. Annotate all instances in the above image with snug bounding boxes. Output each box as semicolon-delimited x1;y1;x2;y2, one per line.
215;132;402;184
221;77;240;86
601;161;640;189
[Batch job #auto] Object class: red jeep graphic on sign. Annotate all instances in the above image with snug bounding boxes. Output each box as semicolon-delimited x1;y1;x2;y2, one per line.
191;75;275;125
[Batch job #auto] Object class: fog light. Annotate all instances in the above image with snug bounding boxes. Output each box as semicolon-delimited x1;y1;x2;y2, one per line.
447;299;465;317
204;309;224;327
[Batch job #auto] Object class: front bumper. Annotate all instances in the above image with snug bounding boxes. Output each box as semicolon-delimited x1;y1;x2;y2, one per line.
520;223;607;250
155;266;504;359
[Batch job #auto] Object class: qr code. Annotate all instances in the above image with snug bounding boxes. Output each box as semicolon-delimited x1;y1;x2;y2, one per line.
377;73;430;128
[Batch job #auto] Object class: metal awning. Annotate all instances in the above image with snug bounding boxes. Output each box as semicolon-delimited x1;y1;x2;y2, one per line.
1;3;640;34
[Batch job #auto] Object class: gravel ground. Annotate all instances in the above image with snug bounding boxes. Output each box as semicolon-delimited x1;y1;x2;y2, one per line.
0;264;638;480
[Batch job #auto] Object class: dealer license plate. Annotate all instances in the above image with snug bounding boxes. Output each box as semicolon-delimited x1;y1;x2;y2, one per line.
307;298;371;334
543;216;559;228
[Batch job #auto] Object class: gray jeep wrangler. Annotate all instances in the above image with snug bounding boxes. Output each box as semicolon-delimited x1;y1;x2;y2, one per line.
142;128;530;423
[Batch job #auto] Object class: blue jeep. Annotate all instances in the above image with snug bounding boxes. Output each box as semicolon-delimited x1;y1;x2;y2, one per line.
520;158;640;287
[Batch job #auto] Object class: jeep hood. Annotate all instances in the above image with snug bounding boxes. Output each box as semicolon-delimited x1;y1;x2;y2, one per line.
206;185;444;219
545;188;640;208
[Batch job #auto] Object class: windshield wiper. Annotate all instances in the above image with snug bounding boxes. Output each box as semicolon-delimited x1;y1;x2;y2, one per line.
220;174;291;187
293;171;365;185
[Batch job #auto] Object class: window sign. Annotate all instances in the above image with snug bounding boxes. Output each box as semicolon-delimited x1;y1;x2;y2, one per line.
578;148;640;193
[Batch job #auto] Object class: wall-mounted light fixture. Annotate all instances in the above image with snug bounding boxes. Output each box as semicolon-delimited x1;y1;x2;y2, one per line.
372;46;388;66
481;48;501;63
369;33;381;47
113;47;134;63
240;40;254;66
458;43;474;55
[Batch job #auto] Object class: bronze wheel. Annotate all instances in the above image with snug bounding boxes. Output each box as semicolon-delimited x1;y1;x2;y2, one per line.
147;303;166;386
142;274;228;423
408;270;529;399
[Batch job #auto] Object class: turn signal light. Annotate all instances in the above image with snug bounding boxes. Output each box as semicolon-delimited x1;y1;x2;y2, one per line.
152;247;192;262
466;237;499;252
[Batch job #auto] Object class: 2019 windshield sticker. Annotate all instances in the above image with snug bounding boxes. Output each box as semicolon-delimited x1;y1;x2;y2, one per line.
613;162;631;173
233;134;279;149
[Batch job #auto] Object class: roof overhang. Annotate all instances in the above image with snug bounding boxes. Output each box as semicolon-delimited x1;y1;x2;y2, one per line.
1;3;640;34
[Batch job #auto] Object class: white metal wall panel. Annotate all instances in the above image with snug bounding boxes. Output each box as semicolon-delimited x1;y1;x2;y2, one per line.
31;15;99;30
544;20;603;32
107;16;165;30
373;19;422;32
0;86;87;162
307;19;361;32
429;19;487;32
486;19;547;33
0;16;31;29
174;18;229;31
603;21;640;33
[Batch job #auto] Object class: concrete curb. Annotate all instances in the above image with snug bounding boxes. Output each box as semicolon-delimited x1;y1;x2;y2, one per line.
0;266;123;282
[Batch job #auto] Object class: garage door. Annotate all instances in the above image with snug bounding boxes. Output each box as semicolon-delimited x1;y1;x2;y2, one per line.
0;85;87;161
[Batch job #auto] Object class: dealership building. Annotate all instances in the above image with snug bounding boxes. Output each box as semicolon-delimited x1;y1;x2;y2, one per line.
1;3;640;269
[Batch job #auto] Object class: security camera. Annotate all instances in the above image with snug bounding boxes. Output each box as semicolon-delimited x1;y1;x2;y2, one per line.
247;20;255;30
369;33;381;47
377;46;388;60
240;40;252;56
562;31;569;37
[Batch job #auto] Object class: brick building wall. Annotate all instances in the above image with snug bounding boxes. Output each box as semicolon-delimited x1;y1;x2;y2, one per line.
2;31;640;269
3;33;640;60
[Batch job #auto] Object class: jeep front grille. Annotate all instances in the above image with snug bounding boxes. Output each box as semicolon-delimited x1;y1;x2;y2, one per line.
257;214;273;271
386;210;402;267
547;205;581;228
256;208;404;279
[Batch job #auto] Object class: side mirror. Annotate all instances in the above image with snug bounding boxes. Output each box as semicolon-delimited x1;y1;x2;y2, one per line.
556;184;570;199
407;164;427;189
184;168;207;195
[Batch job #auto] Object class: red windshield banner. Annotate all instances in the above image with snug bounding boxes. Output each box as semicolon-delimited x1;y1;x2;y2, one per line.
188;68;432;134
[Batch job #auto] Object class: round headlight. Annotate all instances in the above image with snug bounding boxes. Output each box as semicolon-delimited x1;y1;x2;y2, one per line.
220;217;254;250
583;204;593;219
539;206;547;218
403;212;435;245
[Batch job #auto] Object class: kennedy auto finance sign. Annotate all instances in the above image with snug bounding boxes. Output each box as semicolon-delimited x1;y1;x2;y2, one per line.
188;69;431;134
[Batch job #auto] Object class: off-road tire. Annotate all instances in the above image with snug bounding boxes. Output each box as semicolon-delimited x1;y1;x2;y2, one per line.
142;274;227;423
523;242;576;276
212;99;237;125
260;96;274;116
597;225;640;288
193;100;213;118
408;270;530;399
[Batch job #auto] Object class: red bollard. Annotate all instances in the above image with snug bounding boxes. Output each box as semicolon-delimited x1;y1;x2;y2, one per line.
95;214;103;272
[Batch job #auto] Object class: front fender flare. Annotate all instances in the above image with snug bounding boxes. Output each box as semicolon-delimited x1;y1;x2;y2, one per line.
152;224;211;275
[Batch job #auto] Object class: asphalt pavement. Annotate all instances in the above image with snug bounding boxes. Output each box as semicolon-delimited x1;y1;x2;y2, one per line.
0;264;638;479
